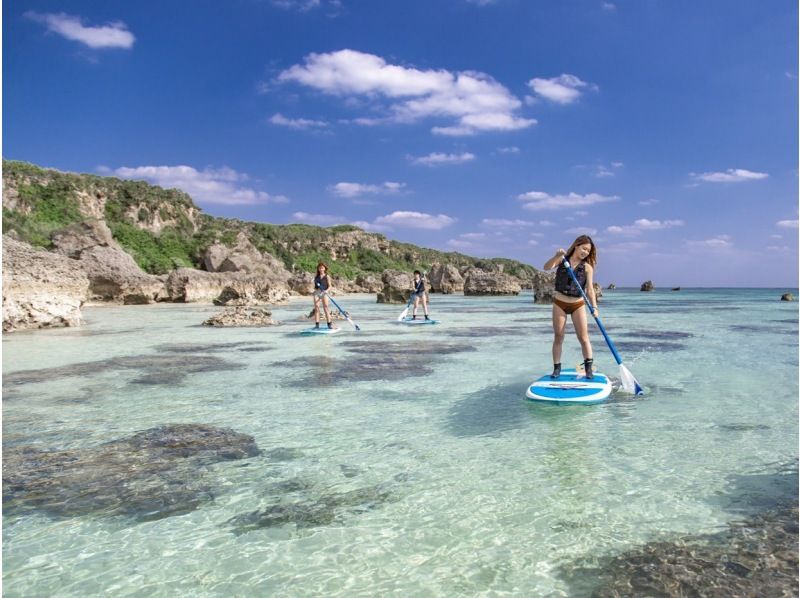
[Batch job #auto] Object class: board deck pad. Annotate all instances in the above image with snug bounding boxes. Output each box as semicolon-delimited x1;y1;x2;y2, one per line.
526;368;612;405
300;326;342;335
398;317;439;325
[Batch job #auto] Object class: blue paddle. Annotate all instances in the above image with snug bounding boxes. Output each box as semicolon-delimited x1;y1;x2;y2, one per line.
561;257;643;395
398;292;418;321
323;292;361;331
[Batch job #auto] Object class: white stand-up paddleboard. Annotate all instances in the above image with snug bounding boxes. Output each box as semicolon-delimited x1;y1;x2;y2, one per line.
300;327;342;335
398;317;439;325
526;369;612;405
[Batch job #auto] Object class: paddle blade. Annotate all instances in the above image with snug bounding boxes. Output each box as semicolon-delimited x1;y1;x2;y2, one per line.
398;307;409;321
619;364;644;395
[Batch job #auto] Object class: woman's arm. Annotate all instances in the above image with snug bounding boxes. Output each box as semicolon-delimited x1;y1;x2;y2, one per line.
543;248;566;270
585;264;599;314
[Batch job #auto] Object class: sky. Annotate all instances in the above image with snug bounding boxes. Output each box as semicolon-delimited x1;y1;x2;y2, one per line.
4;0;798;287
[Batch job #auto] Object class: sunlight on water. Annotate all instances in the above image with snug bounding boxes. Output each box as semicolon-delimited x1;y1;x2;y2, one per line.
3;290;798;595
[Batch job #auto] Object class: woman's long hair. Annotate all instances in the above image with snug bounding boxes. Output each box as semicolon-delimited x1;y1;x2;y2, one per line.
316;261;328;277
565;235;597;267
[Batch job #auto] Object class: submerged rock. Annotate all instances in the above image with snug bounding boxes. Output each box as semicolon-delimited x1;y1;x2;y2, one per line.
3;424;260;520
781;292;795;302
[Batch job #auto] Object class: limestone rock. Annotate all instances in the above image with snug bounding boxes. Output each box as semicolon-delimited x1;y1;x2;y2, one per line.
203;307;279;327
593;282;603;298
165;268;290;305
377;270;414;304
640;280;655;292
463;268;522;296
780;292;795;301
531;269;556;304
2;236;90;332
607;283;617;290
429;263;464;294
288;271;315;295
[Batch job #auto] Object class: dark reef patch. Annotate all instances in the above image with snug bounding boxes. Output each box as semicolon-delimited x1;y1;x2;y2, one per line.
446;382;530;438
443;327;529;338
3;424;261;521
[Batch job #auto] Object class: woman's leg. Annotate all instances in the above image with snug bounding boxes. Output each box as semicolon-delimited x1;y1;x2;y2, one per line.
571;306;594;377
551;303;567;374
412;296;420;318
422;294;429;316
313;295;322;325
322;295;333;324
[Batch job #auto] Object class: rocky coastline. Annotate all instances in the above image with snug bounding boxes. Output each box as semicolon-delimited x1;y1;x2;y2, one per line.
2;161;555;332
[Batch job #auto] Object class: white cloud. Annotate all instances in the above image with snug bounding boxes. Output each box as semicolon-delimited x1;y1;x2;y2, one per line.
777;219;799;229
25;12;135;49
408;152;476;166
692;168;768;183
278;49;536;135
517;191;619;210
527;74;596;104
686;235;733;249
639;198;659;206
111;165;288;205
271;0;342;12
606;219;685;235
481;218;536;228
447;239;474;249
601;2;617;10
269;113;328;130
328;181;406;198
460;232;487;240
566;227;598;235
497;146;520;154
374;211;456;230
292;211;345;226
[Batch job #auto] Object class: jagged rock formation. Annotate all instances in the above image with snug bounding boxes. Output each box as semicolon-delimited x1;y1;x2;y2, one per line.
2;235;90;331
781;292;795;301
165;268;290;305
641;280;655;292
377;270;414;304
463;268;522;296
202;307;279;327
429;263;464;294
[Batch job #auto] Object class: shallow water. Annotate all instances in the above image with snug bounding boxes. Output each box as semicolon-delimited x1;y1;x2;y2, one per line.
3;289;798;596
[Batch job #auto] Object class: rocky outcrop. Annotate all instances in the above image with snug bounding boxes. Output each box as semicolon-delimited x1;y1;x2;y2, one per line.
354;273;382;294
531;269;556;304
780;292;795;301
429;263;464;294
593;282;603;298
51;220;166;304
203;307;279;327
463;269;522;296
166;268;290;305
2;236;90;332
376;270;414;304
203;232;289;278
607;283;616;290
640;280;655;292
288;271;315;295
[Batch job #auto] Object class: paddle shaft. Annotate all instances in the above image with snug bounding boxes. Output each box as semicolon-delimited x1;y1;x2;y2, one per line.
324;292;360;330
560;257;624;366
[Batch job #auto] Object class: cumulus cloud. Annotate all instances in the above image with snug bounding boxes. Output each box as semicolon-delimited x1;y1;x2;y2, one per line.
497;146;520;154
278;49;536;135
517;190;619;210
328;181;405;198
373;211;456;230
692;168;768;183
686;235;733;249
606;219;685;235
25;12;135;49
291;211;345;226
776;219;799;229
111;165;288;205
408;152;476;166
638;198;659;206
269;113;328;130
527;74;597;104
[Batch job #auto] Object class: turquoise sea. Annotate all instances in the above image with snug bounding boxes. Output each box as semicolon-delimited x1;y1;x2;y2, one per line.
3;289;798;596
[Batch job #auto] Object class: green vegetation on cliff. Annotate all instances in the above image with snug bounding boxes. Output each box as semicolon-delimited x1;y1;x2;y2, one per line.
2;160;536;280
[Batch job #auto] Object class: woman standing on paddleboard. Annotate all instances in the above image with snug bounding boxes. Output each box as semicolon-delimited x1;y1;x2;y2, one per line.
411;270;430;321
312;262;337;330
543;235;598;379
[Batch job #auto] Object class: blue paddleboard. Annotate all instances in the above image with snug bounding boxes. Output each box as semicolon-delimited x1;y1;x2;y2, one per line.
300;326;342;335
398;317;439;325
526;369;612;405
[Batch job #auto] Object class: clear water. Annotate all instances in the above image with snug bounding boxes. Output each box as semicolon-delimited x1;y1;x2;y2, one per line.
3;289;798;596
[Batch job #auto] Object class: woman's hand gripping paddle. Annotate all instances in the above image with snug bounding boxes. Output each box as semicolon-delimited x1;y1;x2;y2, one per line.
561;257;644;395
324;292;361;331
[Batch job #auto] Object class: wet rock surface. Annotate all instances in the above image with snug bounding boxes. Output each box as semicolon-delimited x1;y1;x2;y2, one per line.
3;424;261;520
202;306;280;327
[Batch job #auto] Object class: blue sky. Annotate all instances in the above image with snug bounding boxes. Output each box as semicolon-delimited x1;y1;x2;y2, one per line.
4;0;798;286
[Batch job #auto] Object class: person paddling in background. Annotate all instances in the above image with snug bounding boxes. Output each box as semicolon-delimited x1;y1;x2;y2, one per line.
543;235;598;379
411;270;430;320
312;262;337;330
